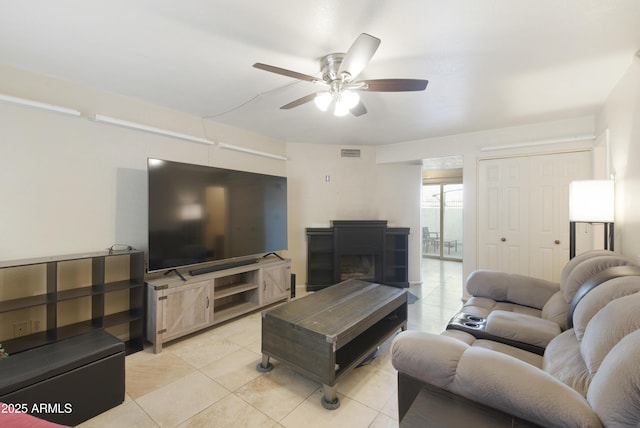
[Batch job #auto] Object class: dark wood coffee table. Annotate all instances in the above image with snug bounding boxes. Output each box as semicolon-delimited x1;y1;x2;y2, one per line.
257;279;408;409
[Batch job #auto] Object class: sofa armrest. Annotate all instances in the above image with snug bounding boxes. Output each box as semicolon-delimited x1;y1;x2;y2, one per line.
392;331;468;388
466;270;559;309
391;332;602;428
456;347;601;427
485;310;562;348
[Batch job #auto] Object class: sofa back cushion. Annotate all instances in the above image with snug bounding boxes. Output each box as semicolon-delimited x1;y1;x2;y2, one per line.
465;270;558;309
545;288;640;400
559;250;615;285
543;329;591;397
587;329;640;427
543;252;632;330
572;275;640;341
561;255;634;303
581;293;640;376
541;291;569;329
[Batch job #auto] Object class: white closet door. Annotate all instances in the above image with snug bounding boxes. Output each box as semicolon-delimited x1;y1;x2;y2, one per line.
478;157;530;274
529;151;591;281
478;151;591;280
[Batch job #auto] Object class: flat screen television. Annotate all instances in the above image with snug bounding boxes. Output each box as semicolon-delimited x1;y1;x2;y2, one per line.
147;158;288;273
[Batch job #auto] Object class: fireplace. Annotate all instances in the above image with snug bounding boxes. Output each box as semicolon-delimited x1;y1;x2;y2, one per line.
334;220;385;283
340;255;376;281
306;220;409;290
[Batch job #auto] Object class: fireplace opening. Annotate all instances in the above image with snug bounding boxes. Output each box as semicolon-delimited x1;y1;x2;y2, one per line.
340;255;376;281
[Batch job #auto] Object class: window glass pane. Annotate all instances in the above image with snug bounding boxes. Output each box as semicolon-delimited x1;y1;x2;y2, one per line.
422;185;440;257
442;184;463;259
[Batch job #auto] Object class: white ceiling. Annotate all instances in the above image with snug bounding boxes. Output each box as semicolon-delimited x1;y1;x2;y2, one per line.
1;0;639;145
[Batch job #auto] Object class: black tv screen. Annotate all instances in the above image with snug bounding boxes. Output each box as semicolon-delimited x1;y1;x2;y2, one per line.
147;158;288;272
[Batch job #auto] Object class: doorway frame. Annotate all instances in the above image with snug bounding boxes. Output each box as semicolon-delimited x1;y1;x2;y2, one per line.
422;168;463;261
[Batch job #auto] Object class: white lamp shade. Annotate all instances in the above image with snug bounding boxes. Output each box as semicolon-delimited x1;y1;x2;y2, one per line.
333;101;350;116
341;90;360;109
314;92;332;111
569;180;614;222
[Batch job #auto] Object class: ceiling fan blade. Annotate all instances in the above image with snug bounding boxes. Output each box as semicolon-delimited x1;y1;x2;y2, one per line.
360;79;429;92
338;33;381;81
253;63;318;83
350;101;367;117
280;93;317;110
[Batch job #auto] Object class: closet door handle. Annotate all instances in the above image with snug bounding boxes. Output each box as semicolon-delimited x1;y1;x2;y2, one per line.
554;240;561;245
501;237;507;242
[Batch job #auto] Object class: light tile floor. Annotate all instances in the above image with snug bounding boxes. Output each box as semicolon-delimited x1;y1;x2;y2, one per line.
78;258;463;428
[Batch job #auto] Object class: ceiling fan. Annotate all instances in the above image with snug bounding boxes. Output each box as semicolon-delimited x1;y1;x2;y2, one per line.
253;33;428;117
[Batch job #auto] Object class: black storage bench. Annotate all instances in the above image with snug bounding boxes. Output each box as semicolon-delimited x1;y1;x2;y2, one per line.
0;330;125;426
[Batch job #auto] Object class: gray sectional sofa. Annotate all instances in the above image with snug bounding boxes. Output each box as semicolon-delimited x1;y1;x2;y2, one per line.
392;252;640;427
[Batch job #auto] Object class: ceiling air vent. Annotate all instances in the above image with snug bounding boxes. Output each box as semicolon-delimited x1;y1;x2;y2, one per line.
341;148;361;158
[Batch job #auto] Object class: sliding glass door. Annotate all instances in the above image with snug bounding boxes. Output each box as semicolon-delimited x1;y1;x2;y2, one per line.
422;182;463;261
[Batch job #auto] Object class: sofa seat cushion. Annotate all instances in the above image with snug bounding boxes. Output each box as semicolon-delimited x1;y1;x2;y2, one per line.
485;311;561;348
441;329;543;368
462;296;542;319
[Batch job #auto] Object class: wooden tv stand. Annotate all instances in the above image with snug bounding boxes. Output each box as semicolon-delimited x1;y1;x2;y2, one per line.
146;257;291;353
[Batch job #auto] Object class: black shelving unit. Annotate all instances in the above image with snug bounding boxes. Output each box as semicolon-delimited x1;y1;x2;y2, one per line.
383;228;410;287
306;229;335;290
0;250;144;355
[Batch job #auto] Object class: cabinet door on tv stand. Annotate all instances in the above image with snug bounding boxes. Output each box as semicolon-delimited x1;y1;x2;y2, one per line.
159;280;212;343
261;262;291;304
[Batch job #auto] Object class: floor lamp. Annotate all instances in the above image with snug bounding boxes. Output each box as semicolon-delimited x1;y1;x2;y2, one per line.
569;180;615;259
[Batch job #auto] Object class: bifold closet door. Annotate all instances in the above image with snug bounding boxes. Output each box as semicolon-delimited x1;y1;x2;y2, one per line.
478;157;530;275
478;151;590;280
528;151;590;281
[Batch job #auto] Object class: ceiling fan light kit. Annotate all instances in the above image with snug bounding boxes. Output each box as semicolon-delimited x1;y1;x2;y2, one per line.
254;33;428;117
314;88;360;117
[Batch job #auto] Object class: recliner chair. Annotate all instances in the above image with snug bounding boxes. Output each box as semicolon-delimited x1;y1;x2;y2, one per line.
447;250;636;353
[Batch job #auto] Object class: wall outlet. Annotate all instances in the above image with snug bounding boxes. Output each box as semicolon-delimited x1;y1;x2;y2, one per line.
32;320;41;332
13;321;31;337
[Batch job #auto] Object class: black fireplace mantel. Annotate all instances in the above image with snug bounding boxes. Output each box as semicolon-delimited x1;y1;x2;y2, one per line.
306;220;409;291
